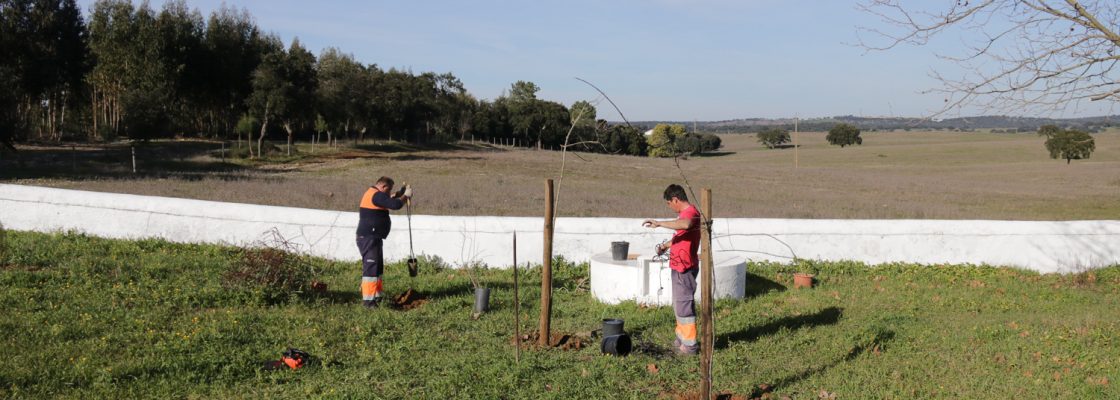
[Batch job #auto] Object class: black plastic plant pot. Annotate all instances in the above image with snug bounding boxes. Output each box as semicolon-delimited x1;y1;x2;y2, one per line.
602;318;625;337
601;334;632;356
473;287;491;314
611;241;629;261
407;258;418;277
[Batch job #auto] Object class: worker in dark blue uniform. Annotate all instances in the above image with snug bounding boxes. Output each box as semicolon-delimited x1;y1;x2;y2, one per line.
356;176;411;308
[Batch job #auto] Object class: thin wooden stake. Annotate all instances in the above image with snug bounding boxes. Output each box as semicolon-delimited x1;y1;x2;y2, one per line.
794;116;799;169
513;231;520;363
700;188;714;399
540;179;554;347
131;144;136;174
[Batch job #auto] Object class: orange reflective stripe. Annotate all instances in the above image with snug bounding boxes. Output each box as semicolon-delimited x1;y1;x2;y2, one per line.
675;322;697;341
361;280;383;298
360;187;386;210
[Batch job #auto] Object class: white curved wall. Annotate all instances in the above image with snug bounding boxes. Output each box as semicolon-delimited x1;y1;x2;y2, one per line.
2;184;1117;273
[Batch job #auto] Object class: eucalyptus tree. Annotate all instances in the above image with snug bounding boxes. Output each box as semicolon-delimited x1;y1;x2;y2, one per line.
246;35;285;157
316;47;368;145
201;4;264;138
1;0;88;143
279;39;317;155
156;0;205;135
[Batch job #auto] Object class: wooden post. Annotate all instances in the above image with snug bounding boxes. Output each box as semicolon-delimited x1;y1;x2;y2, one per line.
699;188;714;399
513;231;521;363
131;144;136;174
794;117;799;169
540;179;554;347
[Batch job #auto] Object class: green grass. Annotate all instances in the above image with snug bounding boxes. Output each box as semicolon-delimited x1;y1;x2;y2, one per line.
2;230;1118;398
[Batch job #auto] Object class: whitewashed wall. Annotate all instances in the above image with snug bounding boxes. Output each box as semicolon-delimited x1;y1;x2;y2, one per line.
2;184;1117;273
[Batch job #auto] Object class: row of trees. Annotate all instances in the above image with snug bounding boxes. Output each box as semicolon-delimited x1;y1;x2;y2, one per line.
756;124;864;148
4;0;716;158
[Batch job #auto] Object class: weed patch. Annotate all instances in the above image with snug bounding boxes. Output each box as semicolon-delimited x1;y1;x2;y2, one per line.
222;230;318;304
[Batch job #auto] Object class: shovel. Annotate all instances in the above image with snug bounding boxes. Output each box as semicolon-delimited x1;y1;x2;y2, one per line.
406;198;418;279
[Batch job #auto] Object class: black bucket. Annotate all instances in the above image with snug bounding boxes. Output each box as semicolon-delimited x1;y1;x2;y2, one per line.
407;258;418;277
601;334;632;356
602;318;625;337
611;241;629;261
473;287;491;314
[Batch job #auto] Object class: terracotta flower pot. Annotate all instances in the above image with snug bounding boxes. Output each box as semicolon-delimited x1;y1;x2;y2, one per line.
793;273;815;289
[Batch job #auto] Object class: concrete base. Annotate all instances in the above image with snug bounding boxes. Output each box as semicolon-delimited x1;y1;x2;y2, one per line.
590;252;746;306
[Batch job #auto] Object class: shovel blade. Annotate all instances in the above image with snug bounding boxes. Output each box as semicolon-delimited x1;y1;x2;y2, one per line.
407;258;418;277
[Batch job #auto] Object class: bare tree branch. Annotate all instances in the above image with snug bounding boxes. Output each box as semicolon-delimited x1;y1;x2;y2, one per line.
858;0;1120;116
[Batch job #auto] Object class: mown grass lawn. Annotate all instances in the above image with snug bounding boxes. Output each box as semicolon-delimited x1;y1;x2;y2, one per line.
1;230;1117;399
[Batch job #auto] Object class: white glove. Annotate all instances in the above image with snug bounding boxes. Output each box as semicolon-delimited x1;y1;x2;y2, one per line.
402;184;413;198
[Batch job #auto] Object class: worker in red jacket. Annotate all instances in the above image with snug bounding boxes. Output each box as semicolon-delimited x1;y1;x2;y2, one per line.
643;184;701;355
356;176;411;308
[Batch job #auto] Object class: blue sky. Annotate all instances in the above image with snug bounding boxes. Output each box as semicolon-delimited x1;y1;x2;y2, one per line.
77;0;1117;121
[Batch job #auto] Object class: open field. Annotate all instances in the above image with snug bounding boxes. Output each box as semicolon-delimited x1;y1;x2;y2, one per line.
2;130;1118;220
1;231;1118;398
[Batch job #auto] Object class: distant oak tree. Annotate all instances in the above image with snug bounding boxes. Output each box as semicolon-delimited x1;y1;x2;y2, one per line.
756;127;790;149
1038;125;1095;164
827;123;863;147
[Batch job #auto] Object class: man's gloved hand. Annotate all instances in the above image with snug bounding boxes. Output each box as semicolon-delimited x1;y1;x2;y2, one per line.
402;184;413;198
394;183;407;198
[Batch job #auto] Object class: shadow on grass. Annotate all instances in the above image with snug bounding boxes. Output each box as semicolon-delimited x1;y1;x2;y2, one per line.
391;153;485;162
692;151;736;157
745;271;786;300
769;328;896;391
1;141;253;181
315;279;480;306
715;306;843;349
353;141;499;154
317;290;361;304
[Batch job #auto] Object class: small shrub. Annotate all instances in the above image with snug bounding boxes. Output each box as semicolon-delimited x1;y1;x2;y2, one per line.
552;256;590;291
223;244;313;304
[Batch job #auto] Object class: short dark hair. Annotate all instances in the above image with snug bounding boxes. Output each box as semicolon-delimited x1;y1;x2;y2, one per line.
375;176;394;187
663;184;688;202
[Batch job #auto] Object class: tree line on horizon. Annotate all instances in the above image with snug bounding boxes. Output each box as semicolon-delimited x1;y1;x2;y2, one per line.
0;0;721;158
679;114;1118;135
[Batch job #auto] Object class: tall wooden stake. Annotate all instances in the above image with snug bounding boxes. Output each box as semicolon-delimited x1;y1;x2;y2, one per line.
540;179;554;346
700;188;715;399
794;117;799;169
513;231;521;363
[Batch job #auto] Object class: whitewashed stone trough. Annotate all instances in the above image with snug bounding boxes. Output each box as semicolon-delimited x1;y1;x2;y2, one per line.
589;251;746;305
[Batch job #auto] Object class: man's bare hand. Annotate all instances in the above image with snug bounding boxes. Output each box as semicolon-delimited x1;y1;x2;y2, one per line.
643;219;658;228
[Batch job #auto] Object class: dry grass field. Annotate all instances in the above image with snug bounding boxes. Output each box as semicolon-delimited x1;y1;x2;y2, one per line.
3;129;1118;220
